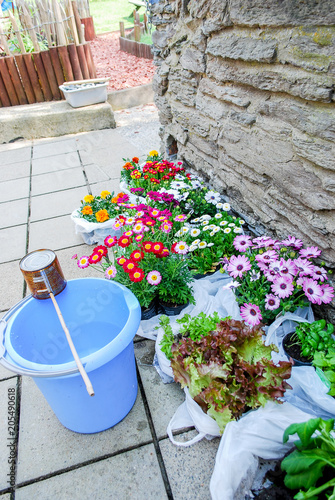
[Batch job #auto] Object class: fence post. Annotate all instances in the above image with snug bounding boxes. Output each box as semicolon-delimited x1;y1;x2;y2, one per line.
134;25;141;42
119;21;125;38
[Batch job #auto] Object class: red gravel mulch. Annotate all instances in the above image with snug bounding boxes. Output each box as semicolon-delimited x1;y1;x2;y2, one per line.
90;32;156;91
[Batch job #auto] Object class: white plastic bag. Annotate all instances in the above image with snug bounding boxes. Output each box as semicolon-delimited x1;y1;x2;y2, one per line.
167;388;221;447
210;402;315;500
70;209;120;245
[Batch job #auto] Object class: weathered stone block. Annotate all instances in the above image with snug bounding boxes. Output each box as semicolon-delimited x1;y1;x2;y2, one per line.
292;131;335;171
229;0;335;27
207;33;277;63
195;93;230;120
198;78;251;108
207;56;334;102
180;47;206;73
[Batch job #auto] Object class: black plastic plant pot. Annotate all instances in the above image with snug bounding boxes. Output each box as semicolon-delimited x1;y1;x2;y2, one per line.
141;299;157;320
282;332;313;367
158;300;189;316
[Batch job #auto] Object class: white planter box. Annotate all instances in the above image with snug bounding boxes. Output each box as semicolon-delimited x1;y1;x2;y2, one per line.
60;81;108;108
71;209;121;245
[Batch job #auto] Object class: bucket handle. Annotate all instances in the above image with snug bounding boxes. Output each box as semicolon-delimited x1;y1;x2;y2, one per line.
0;298;80;378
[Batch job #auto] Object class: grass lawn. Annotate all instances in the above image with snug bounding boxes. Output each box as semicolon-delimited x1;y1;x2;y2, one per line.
89;0;147;34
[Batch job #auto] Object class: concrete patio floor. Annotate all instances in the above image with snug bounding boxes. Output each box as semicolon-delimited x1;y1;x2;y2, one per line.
0;104;220;500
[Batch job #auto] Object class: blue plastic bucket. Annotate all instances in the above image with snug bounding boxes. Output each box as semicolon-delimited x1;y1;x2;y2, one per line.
0;278;141;433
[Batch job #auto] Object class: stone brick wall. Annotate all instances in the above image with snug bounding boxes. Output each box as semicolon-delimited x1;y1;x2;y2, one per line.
150;0;335;274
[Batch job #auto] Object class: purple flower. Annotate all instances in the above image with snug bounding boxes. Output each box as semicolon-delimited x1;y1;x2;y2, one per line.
252;236;279;249
299;246;322;259
301;278;323;304
255;249;278;266
269;258;297;278
294;258;314;277
271;275;294;298
240;303;262;326
280;235;304;250
227;255;252;279
319;284;334;304
265;294;280;311
233;235;252;253
310;266;328;282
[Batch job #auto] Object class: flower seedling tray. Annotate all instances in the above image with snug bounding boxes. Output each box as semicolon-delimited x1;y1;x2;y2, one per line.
59;78;109;108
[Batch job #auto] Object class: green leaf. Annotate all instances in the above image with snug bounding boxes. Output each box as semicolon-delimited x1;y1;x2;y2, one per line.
283;454;324;490
283;419;322;447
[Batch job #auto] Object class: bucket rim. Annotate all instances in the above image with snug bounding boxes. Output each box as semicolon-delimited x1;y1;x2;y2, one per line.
0;278;141;377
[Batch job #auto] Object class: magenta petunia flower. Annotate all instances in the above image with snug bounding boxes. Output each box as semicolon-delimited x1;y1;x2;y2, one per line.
77;256;90;269
319;284;334;304
227;255;251;278
302;278;323;304
147;270;162;285
280;235;304;250
105;266;117;279
264;294;280;311
271;275;294;298
240;303;262;326
299;246;322;259
233;235;252;252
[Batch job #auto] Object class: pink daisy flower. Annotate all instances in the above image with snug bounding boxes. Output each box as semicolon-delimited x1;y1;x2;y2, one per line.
280;235;304;250
112;220;123;231
255;249;278;266
227;255;251;278
104;235;118;247
77;256;90;269
299;246;322;259
174;241;189;255
174;214;187;222
135;234;144;242
147;270;162;285
123;230;134;237
294;258;314;277
310;266;328;282
302;278;323;304
240;303;262;326
264;294;280;311
133;222;145;234
105;266;117;279
233;235;252;252
159;220;173;233
252;236;278;248
319;284;334;304
149;208;161;218
271;276;294;298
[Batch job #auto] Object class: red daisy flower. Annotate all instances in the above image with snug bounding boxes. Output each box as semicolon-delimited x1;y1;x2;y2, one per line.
118;236;132;248
123;259;137;273
142;241;153;253
129;268;145;282
130;249;144;262
117;256;127;266
152;242;164;255
104;235;118;247
88;252;102;264
93;245;108;257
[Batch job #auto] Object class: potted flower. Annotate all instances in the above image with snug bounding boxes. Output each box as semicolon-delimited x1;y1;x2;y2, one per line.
71;190;130;244
178;209;245;276
222;235;334;326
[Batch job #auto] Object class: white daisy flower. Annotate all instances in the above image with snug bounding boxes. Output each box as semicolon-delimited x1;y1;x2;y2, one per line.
234;227;243;233
199;241;207;249
192;217;200;223
207;242;214;247
240;219;245;225
224;228;231;234
181;226;189;234
212;227;220;234
189;244;198;252
216;202;223;209
210;230;216;237
191;180;202;189
126;217;135;225
214;213;223;219
174;230;181;237
220;221;228;226
200;214;211;221
190;228;201;237
193;239;200;246
228;223;235;227
203;225;210;231
205;190;221;205
222;203;231;211
171;181;189;190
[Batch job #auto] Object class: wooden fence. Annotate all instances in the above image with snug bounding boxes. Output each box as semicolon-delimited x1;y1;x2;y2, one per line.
0;0;97;107
119;12;153;60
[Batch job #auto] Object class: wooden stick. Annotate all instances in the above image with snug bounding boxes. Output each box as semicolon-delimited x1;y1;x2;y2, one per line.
0;18;11;56
7;10;26;54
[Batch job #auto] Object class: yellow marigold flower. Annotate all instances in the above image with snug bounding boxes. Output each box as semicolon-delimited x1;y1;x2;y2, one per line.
84;195;94;203
82;205;93;215
95;209;109;222
100;191;111;199
149;150;158;157
111;197;118;203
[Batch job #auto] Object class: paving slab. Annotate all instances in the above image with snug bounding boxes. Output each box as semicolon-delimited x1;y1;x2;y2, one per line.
0;260;24;311
135;340;186;439
0;146;31;165
84;163;111;184
0;160;30;182
0;378;19;491
31;167;86;197
0;177;30;203
32;152;82;176
159;431;220;500
32;138;78;159
75;128;124;153
17;377;152;483
30;187;89;222
79;138;140;169
0;198;29;229
16;443;167;500
0;226;27;264
28;215;83;251
87;178;123;196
